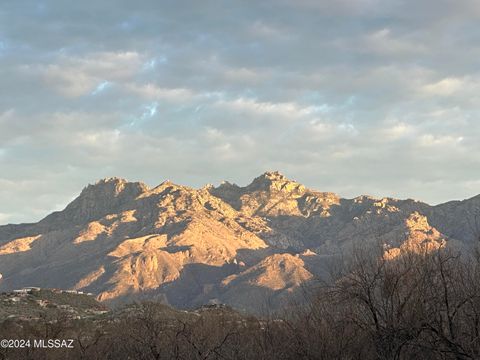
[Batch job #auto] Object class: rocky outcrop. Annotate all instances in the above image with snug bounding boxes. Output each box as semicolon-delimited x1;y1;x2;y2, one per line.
382;212;446;259
219;253;313;312
40;178;148;228
210;171;340;219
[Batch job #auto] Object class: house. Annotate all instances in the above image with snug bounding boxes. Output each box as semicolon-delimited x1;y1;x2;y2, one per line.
13;289;30;294
64;290;79;294
23;287;41;292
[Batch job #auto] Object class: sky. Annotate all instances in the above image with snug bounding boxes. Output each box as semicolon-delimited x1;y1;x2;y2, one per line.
1;0;480;224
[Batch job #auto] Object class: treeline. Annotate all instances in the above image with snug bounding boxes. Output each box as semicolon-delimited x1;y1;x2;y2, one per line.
292;247;480;359
1;247;480;359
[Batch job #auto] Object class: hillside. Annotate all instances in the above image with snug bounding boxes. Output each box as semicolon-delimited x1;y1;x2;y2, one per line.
0;288;107;321
0;171;478;313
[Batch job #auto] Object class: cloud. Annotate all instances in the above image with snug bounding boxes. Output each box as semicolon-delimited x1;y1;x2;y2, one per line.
381;122;414;140
0;0;479;223
417;134;465;148
0;213;11;223
362;28;427;56
422;77;464;96
22;51;143;97
125;84;195;103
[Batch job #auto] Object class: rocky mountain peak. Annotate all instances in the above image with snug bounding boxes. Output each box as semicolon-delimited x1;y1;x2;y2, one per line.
39;178;148;227
78;177;147;202
261;171;287;181
246;171;305;193
149;180;179;192
95;176;127;185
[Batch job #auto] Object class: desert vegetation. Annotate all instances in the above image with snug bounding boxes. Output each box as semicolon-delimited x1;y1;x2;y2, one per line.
1;245;479;360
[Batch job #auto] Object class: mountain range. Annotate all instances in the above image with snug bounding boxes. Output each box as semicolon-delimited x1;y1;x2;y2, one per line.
0;171;479;313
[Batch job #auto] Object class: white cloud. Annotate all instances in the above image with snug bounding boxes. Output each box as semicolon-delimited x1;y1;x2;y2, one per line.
213;97;323;120
418;134;464;147
382;122;415;139
24;51;143;97
125;84;195;103
422;77;464;96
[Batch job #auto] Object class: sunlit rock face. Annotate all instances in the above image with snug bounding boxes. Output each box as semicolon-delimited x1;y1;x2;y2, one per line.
382;212;446;260
0;171;476;313
211;170;340;218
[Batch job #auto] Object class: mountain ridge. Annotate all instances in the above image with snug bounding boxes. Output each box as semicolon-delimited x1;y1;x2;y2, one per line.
3;171;478;227
0;171;479;313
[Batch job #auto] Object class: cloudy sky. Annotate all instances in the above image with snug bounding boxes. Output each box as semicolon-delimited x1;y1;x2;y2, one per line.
1;0;479;224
